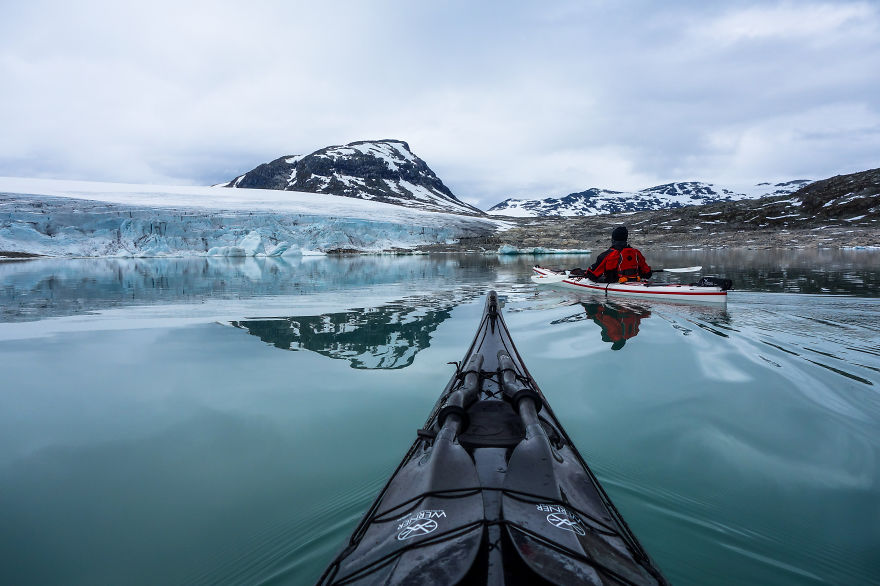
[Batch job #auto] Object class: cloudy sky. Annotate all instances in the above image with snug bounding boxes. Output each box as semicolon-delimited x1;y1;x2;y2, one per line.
1;0;878;209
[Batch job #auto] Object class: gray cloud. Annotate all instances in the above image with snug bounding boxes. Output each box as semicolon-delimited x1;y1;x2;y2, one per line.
1;0;878;209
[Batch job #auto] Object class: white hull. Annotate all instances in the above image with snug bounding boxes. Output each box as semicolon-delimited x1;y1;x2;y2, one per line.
531;267;728;304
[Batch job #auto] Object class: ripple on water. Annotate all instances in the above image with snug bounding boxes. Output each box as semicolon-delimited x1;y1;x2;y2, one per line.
181;475;387;586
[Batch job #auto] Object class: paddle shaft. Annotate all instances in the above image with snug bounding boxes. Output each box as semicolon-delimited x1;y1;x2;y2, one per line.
653;266;702;273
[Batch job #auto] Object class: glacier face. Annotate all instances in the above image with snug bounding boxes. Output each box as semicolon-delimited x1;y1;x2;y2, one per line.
487;180;813;217
0;178;499;257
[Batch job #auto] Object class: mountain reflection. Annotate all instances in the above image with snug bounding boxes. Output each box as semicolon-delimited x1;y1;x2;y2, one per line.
230;302;453;369
0;255;506;323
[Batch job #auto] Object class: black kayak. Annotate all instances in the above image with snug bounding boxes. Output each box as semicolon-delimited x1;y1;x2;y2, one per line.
318;292;668;585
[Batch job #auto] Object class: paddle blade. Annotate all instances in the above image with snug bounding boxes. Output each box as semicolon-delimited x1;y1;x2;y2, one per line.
502;428;666;585
324;437;484;585
531;274;566;284
661;266;702;273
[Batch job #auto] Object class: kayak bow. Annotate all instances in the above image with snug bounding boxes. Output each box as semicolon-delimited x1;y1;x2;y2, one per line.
318;292;668;585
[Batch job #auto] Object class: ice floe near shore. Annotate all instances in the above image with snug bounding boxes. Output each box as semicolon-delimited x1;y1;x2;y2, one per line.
495;244;592;255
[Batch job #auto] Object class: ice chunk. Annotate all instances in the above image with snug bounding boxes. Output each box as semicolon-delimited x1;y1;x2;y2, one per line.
238;231;265;256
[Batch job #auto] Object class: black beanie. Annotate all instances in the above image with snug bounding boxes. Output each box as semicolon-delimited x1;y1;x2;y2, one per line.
611;226;628;243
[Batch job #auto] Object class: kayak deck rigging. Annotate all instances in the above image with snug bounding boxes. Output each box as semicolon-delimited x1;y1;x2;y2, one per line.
318;292;668;585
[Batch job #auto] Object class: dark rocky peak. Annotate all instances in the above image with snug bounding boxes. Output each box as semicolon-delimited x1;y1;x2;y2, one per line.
641;167;878;232
777;179;812;188
794;168;879;215
642;182;724;197
225;139;483;216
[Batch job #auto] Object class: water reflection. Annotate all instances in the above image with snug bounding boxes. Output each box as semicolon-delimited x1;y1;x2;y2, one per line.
0;256;499;323
230;302;453;369
553;302;652;350
1;252;879;586
1;249;878;324
640;247;880;296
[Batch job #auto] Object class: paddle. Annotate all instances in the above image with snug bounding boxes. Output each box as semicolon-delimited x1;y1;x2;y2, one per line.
653;266;702;273
532;267;701;285
497;350;666;584
530;274;566;284
325;358;486;584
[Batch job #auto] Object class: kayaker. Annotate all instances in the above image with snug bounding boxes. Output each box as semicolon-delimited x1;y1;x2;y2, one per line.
586;225;652;283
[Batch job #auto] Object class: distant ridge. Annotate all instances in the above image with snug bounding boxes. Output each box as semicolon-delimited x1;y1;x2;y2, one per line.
225;139;484;216
469;167;879;253
622;167;879;232
487;180;812;217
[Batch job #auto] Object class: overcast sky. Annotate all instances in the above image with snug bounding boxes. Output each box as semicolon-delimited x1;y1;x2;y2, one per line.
1;0;878;209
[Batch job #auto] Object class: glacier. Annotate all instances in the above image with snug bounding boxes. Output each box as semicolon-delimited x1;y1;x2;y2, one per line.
0;177;502;258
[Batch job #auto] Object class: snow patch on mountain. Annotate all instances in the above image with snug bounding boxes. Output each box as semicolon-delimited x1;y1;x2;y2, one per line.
488;180;813;217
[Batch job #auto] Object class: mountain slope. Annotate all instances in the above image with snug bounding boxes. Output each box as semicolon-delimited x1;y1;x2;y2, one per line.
225;139;483;216
456;168;879;251
487;180;812;217
698;167;879;228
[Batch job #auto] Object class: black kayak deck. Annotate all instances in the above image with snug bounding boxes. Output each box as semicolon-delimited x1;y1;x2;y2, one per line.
318;292;668;585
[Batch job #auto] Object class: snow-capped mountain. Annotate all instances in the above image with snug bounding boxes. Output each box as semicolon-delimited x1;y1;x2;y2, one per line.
487;180;812;217
225;139;483;216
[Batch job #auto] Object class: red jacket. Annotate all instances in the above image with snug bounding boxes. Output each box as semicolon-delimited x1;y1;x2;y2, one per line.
587;245;651;282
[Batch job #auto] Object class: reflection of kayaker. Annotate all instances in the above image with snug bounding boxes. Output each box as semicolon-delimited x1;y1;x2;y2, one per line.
583;302;651;350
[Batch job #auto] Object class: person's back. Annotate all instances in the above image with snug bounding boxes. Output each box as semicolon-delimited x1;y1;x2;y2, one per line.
586;226;652;283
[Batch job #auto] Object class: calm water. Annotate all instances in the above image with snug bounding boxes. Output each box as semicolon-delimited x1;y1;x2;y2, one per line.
1;250;879;585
